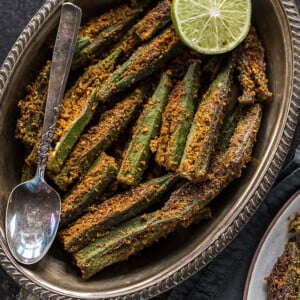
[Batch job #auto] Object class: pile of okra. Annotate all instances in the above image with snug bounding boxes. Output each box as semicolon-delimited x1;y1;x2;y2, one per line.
16;0;272;279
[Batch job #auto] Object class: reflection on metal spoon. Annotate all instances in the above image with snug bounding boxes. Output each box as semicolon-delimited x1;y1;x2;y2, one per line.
5;3;82;265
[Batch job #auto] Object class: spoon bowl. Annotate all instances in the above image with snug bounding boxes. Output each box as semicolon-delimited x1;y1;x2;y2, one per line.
6;175;61;264
5;2;82;265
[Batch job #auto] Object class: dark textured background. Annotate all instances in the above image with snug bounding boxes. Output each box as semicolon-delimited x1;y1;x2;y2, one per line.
0;1;300;299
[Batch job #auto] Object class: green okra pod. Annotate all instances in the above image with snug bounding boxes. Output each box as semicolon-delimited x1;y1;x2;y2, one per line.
16;61;51;149
47;49;122;173
214;106;241;155
53;84;148;191
73;103;262;279
135;0;171;41
60;152;118;228
59;173;179;253
222;103;262;178
109;0;172;63
71;1;150;69
117;73;172;186
178;61;235;182
73;206;211;279
174;104;262;210
155;62;200;171
201;55;227;93
97;26;182;102
237;27;272;104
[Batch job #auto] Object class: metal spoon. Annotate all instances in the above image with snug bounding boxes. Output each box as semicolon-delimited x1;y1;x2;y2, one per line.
5;2;82;265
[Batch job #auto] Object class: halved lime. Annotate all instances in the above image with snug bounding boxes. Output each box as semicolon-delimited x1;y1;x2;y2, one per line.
171;0;252;55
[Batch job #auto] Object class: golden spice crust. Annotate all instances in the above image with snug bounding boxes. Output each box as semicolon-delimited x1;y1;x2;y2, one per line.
16;61;51;148
60;153;118;226
266;242;299;300
222;103;262;178
155;82;185;168
59;183;157;253
237;27;272;104
135;0;171;41
121;27;180;79
77;1;142;40
178;63;234;182
55;95;142;189
53;58;115;144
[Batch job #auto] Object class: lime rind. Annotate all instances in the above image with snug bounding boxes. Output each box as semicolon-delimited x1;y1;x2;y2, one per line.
171;0;252;55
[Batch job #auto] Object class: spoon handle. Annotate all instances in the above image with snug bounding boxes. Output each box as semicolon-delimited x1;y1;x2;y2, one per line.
37;3;82;177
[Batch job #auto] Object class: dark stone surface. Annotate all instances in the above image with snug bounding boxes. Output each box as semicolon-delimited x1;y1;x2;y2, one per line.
0;0;44;65
0;0;300;299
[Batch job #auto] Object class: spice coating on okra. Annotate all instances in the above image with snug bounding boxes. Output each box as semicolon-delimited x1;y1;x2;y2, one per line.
165;49;202;80
59;173;178;253
53;50;121;144
73;200;210;279
166;104;263;229
72;0;150;67
135;0;171;41
13;0;272;279
111;24;141;60
47;50;122;173
72;101;262;278
155;62;200;171
109;2;170;61
108;0;172;62
265;242;299;300
178;62;234;182
120;27;179;79
60;152;118;227
237;27;272;104
75;105;265;278
16;61;51;149
54;89;144;190
117;73;172;185
77;2;141;41
222;103;262;178
97;26;181;102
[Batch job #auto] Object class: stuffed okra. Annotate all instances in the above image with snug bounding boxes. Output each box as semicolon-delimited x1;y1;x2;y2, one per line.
59;173;179;253
117;73;172;185
97;26;182;102
16;61;51;149
73;103;262;279
135;0;171;41
265;241;300;300
154;62;200;171
73;205;211;279
109;0;172;63
53;85;148;191
237;27;272;104
71;0;151;69
47;49;122;173
60;152;118;227
178;61;235;182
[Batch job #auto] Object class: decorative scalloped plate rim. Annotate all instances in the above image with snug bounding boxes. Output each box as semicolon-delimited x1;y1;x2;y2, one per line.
0;0;300;299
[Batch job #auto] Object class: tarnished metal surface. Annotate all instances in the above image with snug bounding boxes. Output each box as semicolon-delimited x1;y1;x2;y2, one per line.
0;0;299;299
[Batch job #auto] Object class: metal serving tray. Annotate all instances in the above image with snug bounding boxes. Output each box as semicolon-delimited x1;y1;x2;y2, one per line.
0;0;299;299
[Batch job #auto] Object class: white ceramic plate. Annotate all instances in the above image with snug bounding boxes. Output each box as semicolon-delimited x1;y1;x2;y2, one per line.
243;191;300;300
